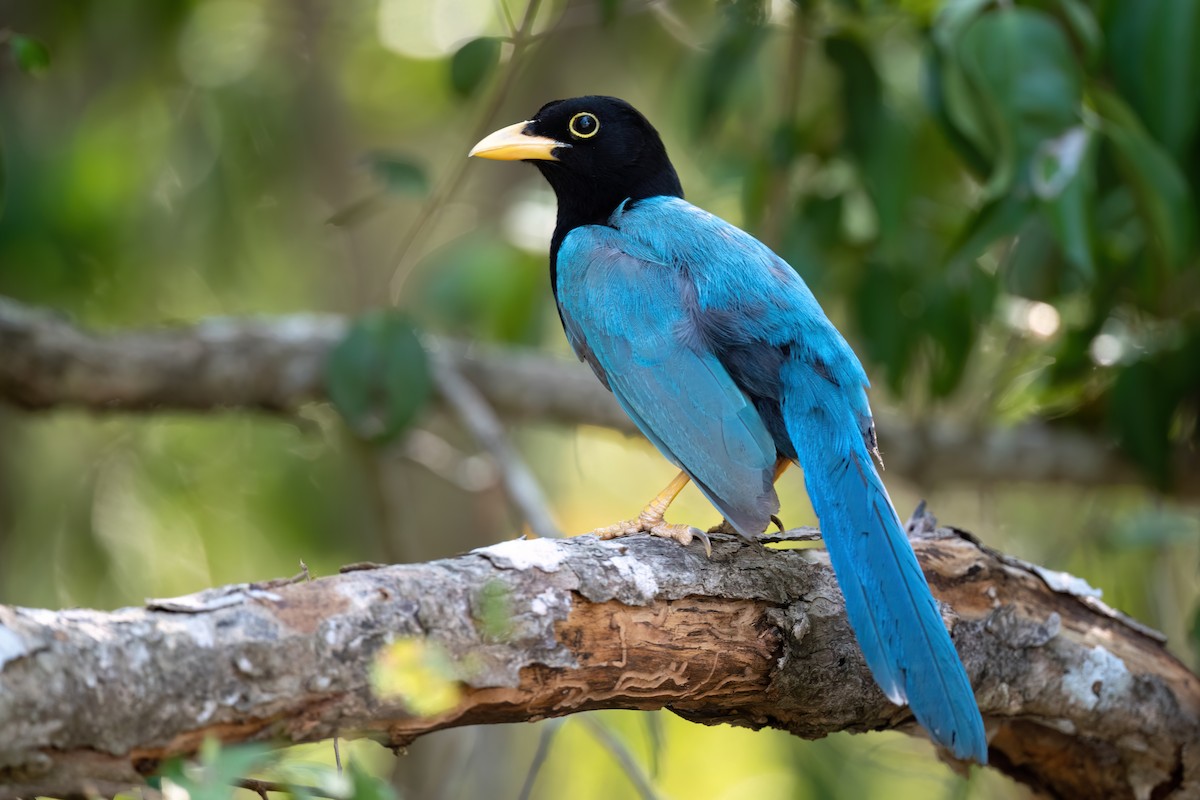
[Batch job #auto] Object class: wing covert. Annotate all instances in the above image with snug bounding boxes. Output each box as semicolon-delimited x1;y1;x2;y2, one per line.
556;226;779;535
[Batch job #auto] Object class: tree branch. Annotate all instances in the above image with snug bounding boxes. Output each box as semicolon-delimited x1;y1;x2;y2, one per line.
430;354;561;539
0;522;1197;799
1;295;1197;495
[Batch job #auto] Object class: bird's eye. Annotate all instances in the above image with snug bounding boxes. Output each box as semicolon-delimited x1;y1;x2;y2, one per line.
568;112;599;139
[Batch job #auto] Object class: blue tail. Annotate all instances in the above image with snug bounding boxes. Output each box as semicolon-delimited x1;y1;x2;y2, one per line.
782;363;987;763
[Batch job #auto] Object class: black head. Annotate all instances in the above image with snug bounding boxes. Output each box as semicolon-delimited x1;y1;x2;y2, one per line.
470;96;684;232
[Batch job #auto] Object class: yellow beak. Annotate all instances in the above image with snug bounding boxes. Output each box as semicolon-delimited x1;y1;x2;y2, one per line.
468;120;565;161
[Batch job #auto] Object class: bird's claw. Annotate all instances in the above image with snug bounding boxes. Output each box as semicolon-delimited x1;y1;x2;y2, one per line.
706;519;738;536
708;514;786;536
647;523;712;557
591;518;712;557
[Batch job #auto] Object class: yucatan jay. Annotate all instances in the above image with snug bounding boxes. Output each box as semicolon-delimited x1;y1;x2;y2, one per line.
470;96;987;763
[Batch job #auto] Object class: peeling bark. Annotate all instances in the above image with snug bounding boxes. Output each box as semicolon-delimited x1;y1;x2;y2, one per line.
1;526;1196;799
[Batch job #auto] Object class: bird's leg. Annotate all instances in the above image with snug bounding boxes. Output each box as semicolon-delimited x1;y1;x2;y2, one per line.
589;470;711;554
708;458;795;535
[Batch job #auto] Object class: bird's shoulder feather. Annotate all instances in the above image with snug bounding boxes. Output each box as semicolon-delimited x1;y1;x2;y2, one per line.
611;196;874;412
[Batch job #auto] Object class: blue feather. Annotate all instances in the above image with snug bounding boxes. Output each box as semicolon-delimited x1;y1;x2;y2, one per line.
781;360;987;761
556;196;987;762
558;224;779;534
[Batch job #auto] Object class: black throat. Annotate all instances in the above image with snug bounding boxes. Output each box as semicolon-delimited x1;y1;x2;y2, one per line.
537;159;684;299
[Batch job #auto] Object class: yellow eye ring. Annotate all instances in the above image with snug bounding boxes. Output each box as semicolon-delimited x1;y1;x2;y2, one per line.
568;112;599;139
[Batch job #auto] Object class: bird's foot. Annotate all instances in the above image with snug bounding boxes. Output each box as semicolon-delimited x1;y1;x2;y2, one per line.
706;519;739;536
591;514;712;557
706;514;786;536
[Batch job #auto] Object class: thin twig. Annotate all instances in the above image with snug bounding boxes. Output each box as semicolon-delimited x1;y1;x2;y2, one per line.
252;562;313;590
516;718;566;800
430;351;561;539
400;428;498;491
642;712;663;780
387;0;546;302
578;715;662;800
236;778;343;799
496;0;517;36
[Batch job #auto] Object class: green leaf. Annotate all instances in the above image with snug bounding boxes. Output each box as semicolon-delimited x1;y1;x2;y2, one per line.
1093;88;1196;271
1109;358;1176;489
945;191;1031;268
1031;126;1089;201
1035;126;1095;278
1104;0;1200;160
348;760;398;800
934;51;1000;172
767;119;802;169
1053;0;1102;68
956;7;1082;198
931;0;993;52
824;35;882;161
419;236;544;344
8;34;50;75
365;152;428;196
926;266;995;396
599;0;623;25
450;37;501;98
853;260;919;393
692;0;769;135
740;153;771;229
921;48;991;176
1002;215;1060;300
825;36;915;254
860;111;915;256
327;311;433;443
784;193;844;275
157;739;275;800
0;127;6;223
198;739;275;786
929;0;1007;173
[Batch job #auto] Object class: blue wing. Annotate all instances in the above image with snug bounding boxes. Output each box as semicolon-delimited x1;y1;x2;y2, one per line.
556;223;779;535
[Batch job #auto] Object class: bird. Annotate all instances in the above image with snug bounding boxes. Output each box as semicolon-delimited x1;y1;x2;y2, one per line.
469;95;987;763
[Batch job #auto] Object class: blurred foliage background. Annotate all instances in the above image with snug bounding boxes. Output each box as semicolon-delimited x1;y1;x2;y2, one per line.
1;0;1198;798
